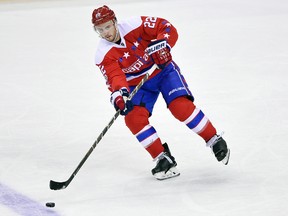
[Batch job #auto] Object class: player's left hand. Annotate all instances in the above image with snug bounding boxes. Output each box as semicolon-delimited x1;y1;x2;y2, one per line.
146;39;172;69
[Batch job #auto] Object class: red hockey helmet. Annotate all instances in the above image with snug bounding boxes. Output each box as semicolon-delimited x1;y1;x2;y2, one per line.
92;5;116;26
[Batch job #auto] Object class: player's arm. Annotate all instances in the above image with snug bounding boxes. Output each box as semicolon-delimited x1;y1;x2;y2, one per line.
141;16;178;48
141;16;178;69
97;59;133;115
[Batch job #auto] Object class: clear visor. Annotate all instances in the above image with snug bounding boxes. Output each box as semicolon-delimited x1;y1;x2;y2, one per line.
93;20;115;35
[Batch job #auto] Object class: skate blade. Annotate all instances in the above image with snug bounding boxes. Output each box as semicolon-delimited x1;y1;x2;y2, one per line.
153;167;180;180
221;148;230;165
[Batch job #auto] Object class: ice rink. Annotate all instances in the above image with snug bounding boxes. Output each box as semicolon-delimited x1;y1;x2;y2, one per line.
1;0;288;215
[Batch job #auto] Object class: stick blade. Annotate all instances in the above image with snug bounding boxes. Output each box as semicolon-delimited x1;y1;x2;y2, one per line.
49;180;68;190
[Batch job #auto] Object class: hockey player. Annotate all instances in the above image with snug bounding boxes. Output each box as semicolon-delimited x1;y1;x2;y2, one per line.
92;5;230;180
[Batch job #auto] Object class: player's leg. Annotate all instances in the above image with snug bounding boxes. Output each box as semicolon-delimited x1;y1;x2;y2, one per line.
125;85;179;180
168;96;216;142
125;106;180;179
125;106;163;158
168;97;230;164
161;62;230;164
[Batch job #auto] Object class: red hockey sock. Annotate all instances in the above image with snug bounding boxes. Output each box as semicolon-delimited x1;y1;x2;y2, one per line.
125;106;164;159
169;97;216;142
145;138;165;159
125;106;150;134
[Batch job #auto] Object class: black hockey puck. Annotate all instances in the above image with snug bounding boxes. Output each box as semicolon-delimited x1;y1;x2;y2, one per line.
46;202;55;207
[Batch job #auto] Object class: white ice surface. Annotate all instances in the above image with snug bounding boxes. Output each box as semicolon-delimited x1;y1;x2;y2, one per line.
0;0;288;215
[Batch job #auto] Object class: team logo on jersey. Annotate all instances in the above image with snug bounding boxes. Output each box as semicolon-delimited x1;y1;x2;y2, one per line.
122;53;149;74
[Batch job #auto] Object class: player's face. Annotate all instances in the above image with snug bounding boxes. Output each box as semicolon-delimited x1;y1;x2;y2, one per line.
94;20;119;42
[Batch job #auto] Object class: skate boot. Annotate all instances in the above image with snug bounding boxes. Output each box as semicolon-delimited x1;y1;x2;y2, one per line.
151;143;180;180
207;134;230;165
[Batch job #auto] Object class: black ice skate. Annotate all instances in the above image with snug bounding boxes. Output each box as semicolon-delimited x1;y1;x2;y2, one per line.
151;143;180;180
207;134;230;165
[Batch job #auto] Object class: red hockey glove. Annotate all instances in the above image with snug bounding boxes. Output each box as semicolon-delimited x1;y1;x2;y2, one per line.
146;39;172;69
110;87;134;115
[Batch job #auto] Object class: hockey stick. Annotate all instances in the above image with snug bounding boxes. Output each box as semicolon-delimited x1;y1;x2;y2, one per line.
49;64;157;190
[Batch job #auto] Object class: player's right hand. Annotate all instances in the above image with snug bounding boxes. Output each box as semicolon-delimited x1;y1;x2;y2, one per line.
110;87;134;115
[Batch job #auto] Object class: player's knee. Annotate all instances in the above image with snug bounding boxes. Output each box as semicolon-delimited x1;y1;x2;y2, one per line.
125;106;150;134
168;96;196;122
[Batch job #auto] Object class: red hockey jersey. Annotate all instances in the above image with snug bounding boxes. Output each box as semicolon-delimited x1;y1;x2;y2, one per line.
94;16;178;92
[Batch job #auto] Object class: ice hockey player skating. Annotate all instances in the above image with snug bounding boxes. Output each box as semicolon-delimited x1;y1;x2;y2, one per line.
92;5;230;180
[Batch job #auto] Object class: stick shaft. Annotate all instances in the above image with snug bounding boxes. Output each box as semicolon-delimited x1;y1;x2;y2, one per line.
50;65;156;190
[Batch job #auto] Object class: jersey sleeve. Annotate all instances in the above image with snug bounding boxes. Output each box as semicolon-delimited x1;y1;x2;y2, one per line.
97;57;129;92
140;16;178;48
